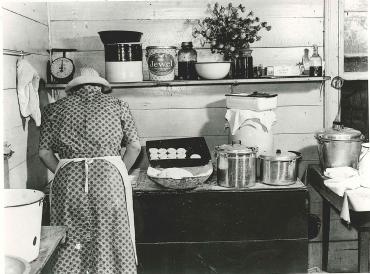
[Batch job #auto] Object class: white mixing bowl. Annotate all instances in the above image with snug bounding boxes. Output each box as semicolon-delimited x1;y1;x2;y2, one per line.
195;62;231;80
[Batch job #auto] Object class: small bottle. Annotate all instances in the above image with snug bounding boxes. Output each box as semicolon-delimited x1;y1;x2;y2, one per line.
178;42;197;80
309;45;322;77
302;48;310;75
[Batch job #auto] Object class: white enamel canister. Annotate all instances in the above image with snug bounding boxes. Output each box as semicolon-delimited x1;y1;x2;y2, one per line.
103;42;144;82
3;189;45;262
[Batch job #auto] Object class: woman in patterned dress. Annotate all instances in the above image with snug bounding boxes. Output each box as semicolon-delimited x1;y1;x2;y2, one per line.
39;67;141;273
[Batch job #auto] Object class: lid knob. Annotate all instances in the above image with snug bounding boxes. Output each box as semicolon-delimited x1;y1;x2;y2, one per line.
232;140;241;145
332;121;344;130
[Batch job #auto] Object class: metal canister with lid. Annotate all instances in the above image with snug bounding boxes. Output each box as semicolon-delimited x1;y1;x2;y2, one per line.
215;143;257;188
146;46;177;80
315;122;364;170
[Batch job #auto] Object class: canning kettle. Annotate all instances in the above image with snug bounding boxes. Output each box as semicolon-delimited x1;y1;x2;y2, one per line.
215;143;257;188
315;122;364;170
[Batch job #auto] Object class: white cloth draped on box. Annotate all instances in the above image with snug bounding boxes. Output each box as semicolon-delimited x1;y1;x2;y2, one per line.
225;109;276;155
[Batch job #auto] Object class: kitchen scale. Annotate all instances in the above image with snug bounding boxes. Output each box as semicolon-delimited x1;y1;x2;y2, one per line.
47;48;77;84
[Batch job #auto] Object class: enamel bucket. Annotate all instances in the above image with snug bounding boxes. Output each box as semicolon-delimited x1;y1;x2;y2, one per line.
3;189;45;262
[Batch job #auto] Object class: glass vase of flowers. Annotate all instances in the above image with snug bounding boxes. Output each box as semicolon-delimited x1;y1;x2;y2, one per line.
193;2;271;78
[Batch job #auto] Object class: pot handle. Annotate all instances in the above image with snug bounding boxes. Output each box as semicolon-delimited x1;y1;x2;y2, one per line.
288;150;302;159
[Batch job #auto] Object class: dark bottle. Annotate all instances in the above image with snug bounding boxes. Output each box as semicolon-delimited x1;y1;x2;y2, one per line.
178;42;197;80
235;49;253;79
309;44;322;77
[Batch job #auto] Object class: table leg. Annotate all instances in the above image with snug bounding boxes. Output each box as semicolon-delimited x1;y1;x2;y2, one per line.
358;230;370;273
322;199;330;272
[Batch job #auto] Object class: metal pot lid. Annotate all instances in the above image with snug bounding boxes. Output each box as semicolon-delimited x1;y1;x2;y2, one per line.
259;149;301;161
315;126;363;141
215;144;257;155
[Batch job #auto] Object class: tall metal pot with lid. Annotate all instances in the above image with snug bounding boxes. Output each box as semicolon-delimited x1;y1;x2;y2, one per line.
215;143;257;188
259;150;302;185
315;122;364;171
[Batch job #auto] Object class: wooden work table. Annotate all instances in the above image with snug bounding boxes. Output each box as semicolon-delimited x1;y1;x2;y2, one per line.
29;226;67;274
130;169;309;273
307;165;370;273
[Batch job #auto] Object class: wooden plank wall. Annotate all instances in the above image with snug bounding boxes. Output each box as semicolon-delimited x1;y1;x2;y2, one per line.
48;0;324;172
2;2;51;190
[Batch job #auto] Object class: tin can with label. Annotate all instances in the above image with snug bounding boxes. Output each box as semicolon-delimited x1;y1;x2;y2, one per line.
146;46;177;80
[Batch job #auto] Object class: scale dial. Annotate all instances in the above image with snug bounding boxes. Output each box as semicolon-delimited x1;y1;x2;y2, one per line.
50;57;75;83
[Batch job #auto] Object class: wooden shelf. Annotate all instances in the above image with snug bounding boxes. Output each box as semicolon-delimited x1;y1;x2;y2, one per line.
45;76;330;89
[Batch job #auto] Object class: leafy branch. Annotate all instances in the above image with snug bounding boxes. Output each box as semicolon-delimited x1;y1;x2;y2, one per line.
193;2;271;59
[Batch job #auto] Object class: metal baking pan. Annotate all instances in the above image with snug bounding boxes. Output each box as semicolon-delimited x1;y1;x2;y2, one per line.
146;137;211;168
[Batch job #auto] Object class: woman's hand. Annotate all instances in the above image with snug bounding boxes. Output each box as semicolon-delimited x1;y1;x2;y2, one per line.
39;148;59;173
123;140;141;171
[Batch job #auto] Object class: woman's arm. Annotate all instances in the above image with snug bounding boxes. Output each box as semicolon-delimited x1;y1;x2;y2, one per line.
122;140;141;172
39;148;59;173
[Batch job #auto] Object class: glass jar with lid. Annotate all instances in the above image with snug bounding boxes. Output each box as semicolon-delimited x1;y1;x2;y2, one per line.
178;42;197;80
234;49;253;79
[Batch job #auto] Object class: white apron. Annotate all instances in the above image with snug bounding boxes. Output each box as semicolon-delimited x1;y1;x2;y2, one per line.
51;155;137;264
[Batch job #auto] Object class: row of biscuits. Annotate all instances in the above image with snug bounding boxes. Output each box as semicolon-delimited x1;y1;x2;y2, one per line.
149;147;187;155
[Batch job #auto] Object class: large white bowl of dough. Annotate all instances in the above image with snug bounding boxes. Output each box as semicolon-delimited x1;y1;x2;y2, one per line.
147;161;213;190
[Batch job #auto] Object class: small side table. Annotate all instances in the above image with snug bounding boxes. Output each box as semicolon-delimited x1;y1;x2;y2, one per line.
307;165;370;273
29;226;67;274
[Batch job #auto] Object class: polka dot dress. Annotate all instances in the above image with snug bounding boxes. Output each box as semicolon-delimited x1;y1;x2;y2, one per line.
39;85;139;274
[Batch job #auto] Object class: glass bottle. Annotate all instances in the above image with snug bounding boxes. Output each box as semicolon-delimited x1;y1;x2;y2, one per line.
178;42;197;80
309;45;322;77
302;48;310;75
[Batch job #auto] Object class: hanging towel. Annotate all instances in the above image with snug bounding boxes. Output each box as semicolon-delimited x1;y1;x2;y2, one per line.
17;59;41;126
340;187;370;223
225;109;276;135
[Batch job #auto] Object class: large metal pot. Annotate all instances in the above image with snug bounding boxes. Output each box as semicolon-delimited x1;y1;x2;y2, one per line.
259;150;301;185
315;123;364;170
215;144;257;188
3;189;45;262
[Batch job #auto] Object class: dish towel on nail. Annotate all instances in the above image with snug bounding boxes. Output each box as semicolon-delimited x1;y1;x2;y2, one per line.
16;59;41;126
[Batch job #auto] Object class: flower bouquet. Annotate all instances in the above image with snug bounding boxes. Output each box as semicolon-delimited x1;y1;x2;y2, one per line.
193;2;271;60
